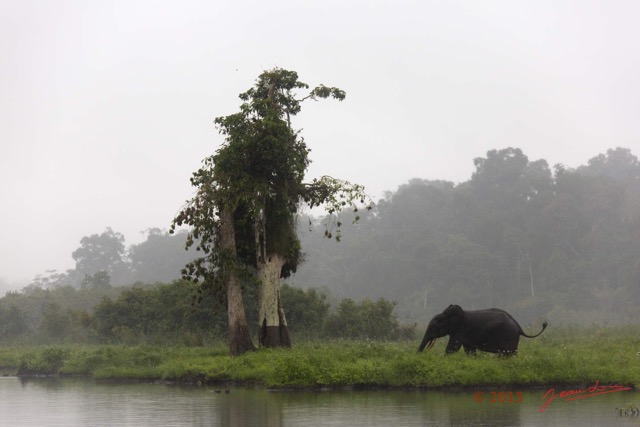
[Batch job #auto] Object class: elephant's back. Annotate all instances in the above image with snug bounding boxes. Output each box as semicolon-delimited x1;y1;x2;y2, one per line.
466;309;520;332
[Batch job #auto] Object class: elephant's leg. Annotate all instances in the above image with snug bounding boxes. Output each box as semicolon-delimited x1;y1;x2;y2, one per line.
445;337;463;354
463;344;477;355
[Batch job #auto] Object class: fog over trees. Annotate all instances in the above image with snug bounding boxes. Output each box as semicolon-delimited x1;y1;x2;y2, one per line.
9;146;640;331
289;147;640;326
23;228;198;291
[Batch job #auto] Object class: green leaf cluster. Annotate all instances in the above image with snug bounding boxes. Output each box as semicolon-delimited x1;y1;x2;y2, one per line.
323;298;416;341
171;67;369;299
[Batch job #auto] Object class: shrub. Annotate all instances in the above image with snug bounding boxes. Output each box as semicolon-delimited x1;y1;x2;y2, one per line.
323;298;416;340
280;284;330;338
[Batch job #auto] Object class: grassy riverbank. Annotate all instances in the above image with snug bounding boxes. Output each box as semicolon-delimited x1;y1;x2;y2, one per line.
1;326;639;389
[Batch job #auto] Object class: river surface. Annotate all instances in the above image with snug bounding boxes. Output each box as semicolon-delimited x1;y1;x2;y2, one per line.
0;377;638;426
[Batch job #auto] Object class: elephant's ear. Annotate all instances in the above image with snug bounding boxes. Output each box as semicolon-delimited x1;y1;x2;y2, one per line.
442;304;464;332
443;304;464;317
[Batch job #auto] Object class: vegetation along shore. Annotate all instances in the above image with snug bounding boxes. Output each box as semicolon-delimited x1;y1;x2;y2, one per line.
2;326;638;390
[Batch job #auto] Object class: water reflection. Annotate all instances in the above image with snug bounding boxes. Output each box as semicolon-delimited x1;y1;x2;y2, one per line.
0;378;637;426
265;389;524;427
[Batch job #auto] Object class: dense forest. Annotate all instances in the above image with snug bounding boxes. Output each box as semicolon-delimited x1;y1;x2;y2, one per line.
0;280;413;345
290;147;640;326
1;146;638;343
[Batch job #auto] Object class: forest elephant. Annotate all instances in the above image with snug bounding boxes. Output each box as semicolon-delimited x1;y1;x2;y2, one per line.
417;304;547;355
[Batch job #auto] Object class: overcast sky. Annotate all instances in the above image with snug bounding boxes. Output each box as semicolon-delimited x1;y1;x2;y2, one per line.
1;0;639;290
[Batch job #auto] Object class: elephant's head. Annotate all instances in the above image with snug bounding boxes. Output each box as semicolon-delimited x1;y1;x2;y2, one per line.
417;304;464;352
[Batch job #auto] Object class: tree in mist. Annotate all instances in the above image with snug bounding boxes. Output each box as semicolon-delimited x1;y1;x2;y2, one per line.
127;228;197;284
172;68;368;355
25;269;74;291
24;226;200;295
578;147;640;186
0;304;29;339
72;228;126;283
468;148;555;299
80;271;111;290
292;146;639;325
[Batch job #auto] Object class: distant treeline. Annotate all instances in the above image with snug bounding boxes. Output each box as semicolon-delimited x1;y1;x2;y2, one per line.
290;147;640;326
16;146;640;330
23;227;197;291
0;281;415;345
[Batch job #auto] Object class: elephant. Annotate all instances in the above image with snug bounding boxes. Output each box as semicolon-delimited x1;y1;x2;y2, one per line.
417;304;547;355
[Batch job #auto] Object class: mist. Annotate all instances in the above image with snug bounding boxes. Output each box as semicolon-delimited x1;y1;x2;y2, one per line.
2;0;640;288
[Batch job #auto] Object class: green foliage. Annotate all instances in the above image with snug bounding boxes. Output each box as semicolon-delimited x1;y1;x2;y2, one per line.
280;284;329;337
171;67;369;293
91;281;224;345
25;269;75;291
81;271;111;290
323;298;416;341
72;228;126;282
170;68;370;353
6;326;640;388
41;347;71;371
17;346;72;375
0;277;410;346
38;303;72;339
293;146;640;324
0;304;29;339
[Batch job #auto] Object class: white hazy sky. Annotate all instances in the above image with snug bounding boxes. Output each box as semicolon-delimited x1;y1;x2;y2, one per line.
1;0;639;290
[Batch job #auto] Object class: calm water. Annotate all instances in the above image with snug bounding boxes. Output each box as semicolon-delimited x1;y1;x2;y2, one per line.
0;377;638;426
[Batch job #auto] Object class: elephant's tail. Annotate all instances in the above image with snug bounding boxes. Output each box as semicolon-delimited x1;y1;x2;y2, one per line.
521;321;548;338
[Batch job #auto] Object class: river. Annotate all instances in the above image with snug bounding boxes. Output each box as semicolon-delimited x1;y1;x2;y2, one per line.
0;377;638;426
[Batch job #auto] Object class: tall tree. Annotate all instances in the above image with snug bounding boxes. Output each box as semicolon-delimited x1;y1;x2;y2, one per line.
71;228;126;284
172;68;368;354
128;228;197;284
578;147;640;186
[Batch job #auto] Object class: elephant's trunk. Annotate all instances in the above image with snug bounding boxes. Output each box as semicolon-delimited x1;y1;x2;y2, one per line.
417;335;437;353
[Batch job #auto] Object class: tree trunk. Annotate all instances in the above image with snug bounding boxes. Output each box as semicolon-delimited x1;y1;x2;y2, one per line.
526;251;535;298
220;205;255;356
257;254;291;347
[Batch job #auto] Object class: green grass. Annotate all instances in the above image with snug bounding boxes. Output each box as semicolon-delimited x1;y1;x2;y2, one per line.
1;326;639;389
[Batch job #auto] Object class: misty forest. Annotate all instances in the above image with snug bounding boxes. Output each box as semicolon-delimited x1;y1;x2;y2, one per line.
1;145;638;347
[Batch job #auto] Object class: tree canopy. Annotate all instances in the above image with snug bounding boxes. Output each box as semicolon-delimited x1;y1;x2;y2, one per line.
292;147;640;326
171;68;368;354
25;228;196;291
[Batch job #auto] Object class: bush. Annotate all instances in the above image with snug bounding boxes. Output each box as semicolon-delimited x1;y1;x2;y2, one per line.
0;304;29;342
0;278;416;346
280;284;330;338
17;347;71;375
91;281;225;344
323;298;416;340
